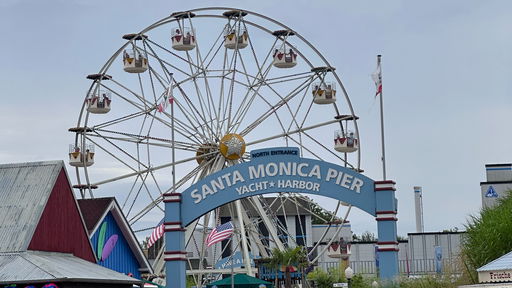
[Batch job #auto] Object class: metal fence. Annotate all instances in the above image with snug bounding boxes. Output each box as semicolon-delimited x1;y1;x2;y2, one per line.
318;258;464;277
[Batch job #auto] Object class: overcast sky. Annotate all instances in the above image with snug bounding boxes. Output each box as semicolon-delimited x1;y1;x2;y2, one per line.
0;0;510;237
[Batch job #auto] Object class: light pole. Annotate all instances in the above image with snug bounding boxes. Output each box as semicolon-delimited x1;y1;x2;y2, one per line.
344;266;353;288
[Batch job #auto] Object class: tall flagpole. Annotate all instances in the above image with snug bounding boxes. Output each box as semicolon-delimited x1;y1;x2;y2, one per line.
377;55;387;180
170;73;176;190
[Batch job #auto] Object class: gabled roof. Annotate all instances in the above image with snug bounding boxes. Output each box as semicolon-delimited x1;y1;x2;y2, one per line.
0;161;63;252
78;197;114;233
0;251;140;285
478;251;512;272
78;197;153;274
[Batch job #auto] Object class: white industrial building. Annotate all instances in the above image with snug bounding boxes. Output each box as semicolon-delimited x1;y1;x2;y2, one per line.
480;163;512;209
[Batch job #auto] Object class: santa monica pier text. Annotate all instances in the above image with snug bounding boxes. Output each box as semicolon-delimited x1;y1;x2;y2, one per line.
190;161;364;204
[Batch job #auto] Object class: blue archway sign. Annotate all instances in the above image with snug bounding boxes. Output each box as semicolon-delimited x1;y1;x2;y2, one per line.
163;147;399;287
182;147;375;225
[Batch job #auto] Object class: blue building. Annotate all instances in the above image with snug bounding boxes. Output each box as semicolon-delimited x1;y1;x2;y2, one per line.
78;197;153;279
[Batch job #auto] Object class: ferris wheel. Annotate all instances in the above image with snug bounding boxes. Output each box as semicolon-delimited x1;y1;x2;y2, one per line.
69;7;361;283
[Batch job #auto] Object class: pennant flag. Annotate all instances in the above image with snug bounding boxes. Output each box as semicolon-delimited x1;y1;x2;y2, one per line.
147;219;164;248
206;221;234;247
371;56;382;97
157;80;174;113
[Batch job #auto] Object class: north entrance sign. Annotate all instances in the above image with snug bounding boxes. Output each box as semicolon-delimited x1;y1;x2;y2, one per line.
164;147;399;287
181;147;376;226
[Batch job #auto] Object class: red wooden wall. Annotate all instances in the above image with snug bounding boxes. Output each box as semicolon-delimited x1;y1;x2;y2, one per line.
28;168;96;262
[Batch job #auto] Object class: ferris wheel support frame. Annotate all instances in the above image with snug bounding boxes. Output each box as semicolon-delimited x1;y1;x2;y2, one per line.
72;6;383;285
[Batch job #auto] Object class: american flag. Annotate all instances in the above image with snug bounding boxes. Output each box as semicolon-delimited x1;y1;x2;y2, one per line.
206;221;234;247
147;219;164;248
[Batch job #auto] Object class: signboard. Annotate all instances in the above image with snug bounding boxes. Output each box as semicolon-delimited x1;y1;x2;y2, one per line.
333;283;348;287
214;251;255;269
486;185;499;198
479;270;512;283
181;147;376;226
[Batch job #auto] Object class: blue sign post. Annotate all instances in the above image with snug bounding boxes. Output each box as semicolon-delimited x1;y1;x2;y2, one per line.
435;246;443;274
164;147;399;287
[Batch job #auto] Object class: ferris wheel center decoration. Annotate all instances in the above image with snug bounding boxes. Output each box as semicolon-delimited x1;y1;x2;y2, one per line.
219;134;246;160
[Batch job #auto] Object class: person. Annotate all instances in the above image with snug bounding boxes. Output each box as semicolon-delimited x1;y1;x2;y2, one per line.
184;31;191;44
175;28;181;35
286;48;294;62
273;48;278;58
347;132;355;147
326;84;332;98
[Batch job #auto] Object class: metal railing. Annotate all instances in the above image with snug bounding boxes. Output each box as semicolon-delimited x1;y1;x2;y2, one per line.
317;258;464;276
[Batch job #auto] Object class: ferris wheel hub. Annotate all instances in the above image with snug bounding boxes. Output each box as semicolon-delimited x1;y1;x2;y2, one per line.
196;143;217;164
219;133;246;160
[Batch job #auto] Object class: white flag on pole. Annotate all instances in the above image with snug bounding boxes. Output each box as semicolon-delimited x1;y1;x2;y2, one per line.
371;60;382;97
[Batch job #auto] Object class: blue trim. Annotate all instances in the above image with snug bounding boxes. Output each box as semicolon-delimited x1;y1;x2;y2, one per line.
486;167;512;171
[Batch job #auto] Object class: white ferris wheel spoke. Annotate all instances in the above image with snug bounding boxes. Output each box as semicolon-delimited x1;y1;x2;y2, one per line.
245;117;349;147
89;149;217;187
239;75;316;137
227;43;279;134
128;158;216;226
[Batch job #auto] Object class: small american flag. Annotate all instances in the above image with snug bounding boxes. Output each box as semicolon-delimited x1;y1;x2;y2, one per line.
206;221;234;247
147;219;164;248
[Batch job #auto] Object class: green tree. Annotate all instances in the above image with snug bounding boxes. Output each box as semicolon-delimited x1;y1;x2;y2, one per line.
361;231;377;242
266;248;284;288
462;190;512;283
396;235;407;241
266;246;308;288
186;275;195;288
309;199;341;224
352;231;377;242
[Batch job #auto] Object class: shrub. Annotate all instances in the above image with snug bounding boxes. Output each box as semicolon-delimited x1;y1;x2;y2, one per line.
307;267;344;288
462;190;512;283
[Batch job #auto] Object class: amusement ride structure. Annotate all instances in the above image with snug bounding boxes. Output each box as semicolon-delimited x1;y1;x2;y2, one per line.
69;7;373;286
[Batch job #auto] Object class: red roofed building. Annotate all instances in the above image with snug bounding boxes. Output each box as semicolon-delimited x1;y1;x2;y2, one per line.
0;161;140;288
